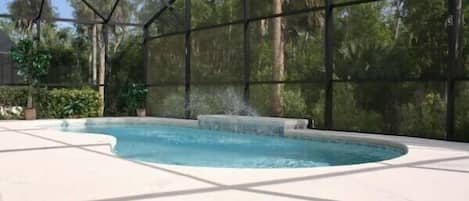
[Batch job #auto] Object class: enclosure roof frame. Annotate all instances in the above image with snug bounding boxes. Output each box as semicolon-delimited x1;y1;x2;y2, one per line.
0;0;179;27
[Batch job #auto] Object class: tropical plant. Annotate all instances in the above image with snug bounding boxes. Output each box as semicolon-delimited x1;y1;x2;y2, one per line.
8;38;51;109
127;83;148;110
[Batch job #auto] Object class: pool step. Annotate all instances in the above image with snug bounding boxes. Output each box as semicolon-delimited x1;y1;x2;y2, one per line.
197;115;308;136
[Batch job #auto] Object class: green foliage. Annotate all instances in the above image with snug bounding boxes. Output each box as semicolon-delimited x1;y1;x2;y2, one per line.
0;87;48;119
107;35;144;115
282;89;307;117
147;87;185;118
0;87;102;119
192;0;242;27
399;93;446;139
191;26;243;83
40;25;90;84
159;92;185;118
63;100;86;117
9;38;51;109
8;0;56;19
46;88;102;118
147;35;184;83
0;86;27;106
126;83;148;110
189;87;252;117
455;83;469;141
9;39;51;87
333;84;385;132
329;0;452;138
8;0;56;30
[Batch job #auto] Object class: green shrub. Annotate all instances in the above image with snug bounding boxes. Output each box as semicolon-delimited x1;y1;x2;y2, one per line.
456;85;469;141
0;86;28;106
0;87;102;119
333;84;385;132
399;93;446;139
46;88;102;118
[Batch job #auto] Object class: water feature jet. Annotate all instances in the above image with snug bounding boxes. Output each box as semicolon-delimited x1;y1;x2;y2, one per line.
198;115;308;136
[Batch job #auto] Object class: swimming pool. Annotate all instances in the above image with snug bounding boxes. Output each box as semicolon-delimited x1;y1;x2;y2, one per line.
60;123;406;168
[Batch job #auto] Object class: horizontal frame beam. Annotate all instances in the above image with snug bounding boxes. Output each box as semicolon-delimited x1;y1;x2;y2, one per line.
142;78;468;88
3;77;468;88
0;15;143;26
1;77;467;89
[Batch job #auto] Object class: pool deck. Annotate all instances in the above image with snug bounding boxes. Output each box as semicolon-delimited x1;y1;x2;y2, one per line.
1;117;469;201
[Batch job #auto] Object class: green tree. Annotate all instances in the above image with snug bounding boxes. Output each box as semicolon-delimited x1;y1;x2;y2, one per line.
9;39;51;111
39;24;89;85
332;0;449;137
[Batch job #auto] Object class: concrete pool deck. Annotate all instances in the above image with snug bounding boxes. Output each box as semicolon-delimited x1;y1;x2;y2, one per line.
0;117;468;201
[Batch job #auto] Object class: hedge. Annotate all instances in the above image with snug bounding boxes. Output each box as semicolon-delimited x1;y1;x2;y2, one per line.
0;86;28;106
0;86;102;119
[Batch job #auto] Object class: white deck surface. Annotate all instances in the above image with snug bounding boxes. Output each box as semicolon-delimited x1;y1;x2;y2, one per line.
1;118;469;201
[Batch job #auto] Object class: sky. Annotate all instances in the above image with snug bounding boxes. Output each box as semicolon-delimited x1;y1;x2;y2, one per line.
0;0;74;19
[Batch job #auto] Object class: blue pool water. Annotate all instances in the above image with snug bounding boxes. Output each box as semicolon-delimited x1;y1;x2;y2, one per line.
61;124;405;168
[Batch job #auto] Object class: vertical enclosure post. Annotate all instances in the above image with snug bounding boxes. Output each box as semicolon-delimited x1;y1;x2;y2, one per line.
143;27;149;112
446;0;462;140
143;27;149;86
324;0;334;129
184;0;192;119
242;0;251;111
103;24;110;115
